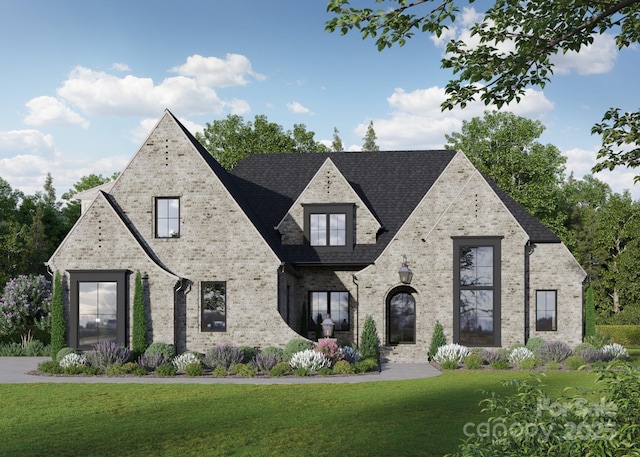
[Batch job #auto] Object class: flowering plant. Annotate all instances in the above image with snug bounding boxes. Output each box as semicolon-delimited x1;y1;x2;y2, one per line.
0;275;52;341
508;347;535;364
289;349;329;371
59;353;88;369
314;339;344;367
172;352;201;372
433;343;469;364
600;343;629;361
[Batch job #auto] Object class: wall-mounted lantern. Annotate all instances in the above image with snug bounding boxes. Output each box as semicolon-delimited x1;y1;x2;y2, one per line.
398;255;413;284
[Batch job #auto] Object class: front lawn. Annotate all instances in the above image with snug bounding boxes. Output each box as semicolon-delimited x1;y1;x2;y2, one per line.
1;371;598;457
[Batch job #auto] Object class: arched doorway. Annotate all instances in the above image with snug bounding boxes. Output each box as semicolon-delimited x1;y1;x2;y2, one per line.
387;287;416;344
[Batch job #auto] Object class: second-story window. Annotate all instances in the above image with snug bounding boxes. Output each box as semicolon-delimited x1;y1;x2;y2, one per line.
156;197;180;238
304;204;354;250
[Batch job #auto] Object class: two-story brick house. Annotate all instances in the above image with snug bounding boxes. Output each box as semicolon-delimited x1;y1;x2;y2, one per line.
47;110;586;362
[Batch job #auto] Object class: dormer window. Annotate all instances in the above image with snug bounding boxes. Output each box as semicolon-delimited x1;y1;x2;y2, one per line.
304;204;354;250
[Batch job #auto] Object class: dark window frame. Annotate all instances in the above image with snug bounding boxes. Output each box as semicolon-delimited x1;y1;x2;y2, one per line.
155;197;180;238
68;270;129;350
201;281;227;332
303;204;354;251
452;237;502;347
309;291;351;331
387;286;417;345
536;289;557;331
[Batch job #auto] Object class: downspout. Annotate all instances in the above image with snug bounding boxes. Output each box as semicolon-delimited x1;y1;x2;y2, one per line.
352;275;359;347
524;241;534;344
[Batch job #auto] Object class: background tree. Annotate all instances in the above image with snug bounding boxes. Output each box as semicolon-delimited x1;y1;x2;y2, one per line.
196;114;328;170
326;0;640;180
61;172;119;225
445;111;567;236
331;127;344;152
362;120;379;151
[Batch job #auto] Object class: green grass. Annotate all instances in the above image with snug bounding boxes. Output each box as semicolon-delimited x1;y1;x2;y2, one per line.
1;371;598;457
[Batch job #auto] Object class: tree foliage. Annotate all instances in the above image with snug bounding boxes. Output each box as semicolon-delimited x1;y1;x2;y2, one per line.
326;0;640;180
196;114;329;170
0;274;52;343
360;314;380;360
331;127;344;152
446;111;567;235
50;270;66;356
362;120;379;151
132;270;147;354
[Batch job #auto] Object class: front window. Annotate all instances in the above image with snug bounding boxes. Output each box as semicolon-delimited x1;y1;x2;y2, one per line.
536;290;557;331
387;288;416;344
453;238;502;346
309;291;350;331
69;270;127;350
201;281;226;332
156;197;180;238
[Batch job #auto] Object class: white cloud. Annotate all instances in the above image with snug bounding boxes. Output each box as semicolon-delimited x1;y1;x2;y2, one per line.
170;54;266;87
226;98;251;115
56;66;228;117
552;34;618;75
358;86;553;150
0;129;55;153
287;101;312;114
24;96;90;129
111;63;131;72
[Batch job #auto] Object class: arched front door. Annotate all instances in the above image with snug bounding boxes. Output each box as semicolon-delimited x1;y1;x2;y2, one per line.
387;287;416;344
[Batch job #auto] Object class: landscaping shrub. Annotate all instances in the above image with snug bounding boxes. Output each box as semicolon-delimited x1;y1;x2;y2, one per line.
131;271;147;354
433;343;469;365
481;348;508;364
517;357;540;370
251;351;278;372
184;362;204;377
524;337;546;358
24;339;48;356
203;343;243;369
596;325;640;347
240;346;258;364
38;359;63;374
212;366;228;377
573;342;604;363
172;352;201;372
428;320;446;359
339;345;361;364
59;353;88;369
137;352;169;371
440;360;459;370
289;349;329;372
283;338;312;362
49;271;66;358
269;361;292;377
260;346;284;362
317;367;333;376
464;353;483;370
490;360;510;370
86;341;131;370
230;363;257;377
332;360;355;374
360;314;380;360
564;355;585;370
144;342;175;360
354;358;379;373
600;343;629;361
538;340;572;363
155;364;177;377
56;347;76;362
508;347;534;365
294;367;311;376
585;331;612;349
314;338;344;367
545;361;562;370
0;342;25;356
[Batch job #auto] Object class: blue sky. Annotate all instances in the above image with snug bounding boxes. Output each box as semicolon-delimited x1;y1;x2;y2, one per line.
1;0;638;199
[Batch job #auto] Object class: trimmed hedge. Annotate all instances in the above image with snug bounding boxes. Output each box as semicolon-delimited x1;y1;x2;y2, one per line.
596;325;640;346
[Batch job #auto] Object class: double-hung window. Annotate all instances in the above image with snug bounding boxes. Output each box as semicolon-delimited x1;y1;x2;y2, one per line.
156;197;180;238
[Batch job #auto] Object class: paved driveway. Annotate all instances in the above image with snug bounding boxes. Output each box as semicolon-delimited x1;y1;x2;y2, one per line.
0;357;441;384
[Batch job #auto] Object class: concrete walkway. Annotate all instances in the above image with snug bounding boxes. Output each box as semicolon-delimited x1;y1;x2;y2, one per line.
0;357;441;384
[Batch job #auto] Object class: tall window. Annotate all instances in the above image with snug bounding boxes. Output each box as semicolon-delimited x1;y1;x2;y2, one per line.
453;238;501;346
310;291;350;331
304;204;354;250
69;270;127;350
201;281;226;332
156;197;180;238
387;288;416;344
536;290;557;331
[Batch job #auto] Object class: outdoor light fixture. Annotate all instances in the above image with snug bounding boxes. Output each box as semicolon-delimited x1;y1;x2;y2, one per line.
321;314;335;338
398;255;413;284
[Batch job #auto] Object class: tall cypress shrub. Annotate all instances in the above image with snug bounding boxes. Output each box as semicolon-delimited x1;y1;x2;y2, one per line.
585;284;596;338
132;270;147;354
428;320;446;359
50;271;66;358
360;315;380;360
